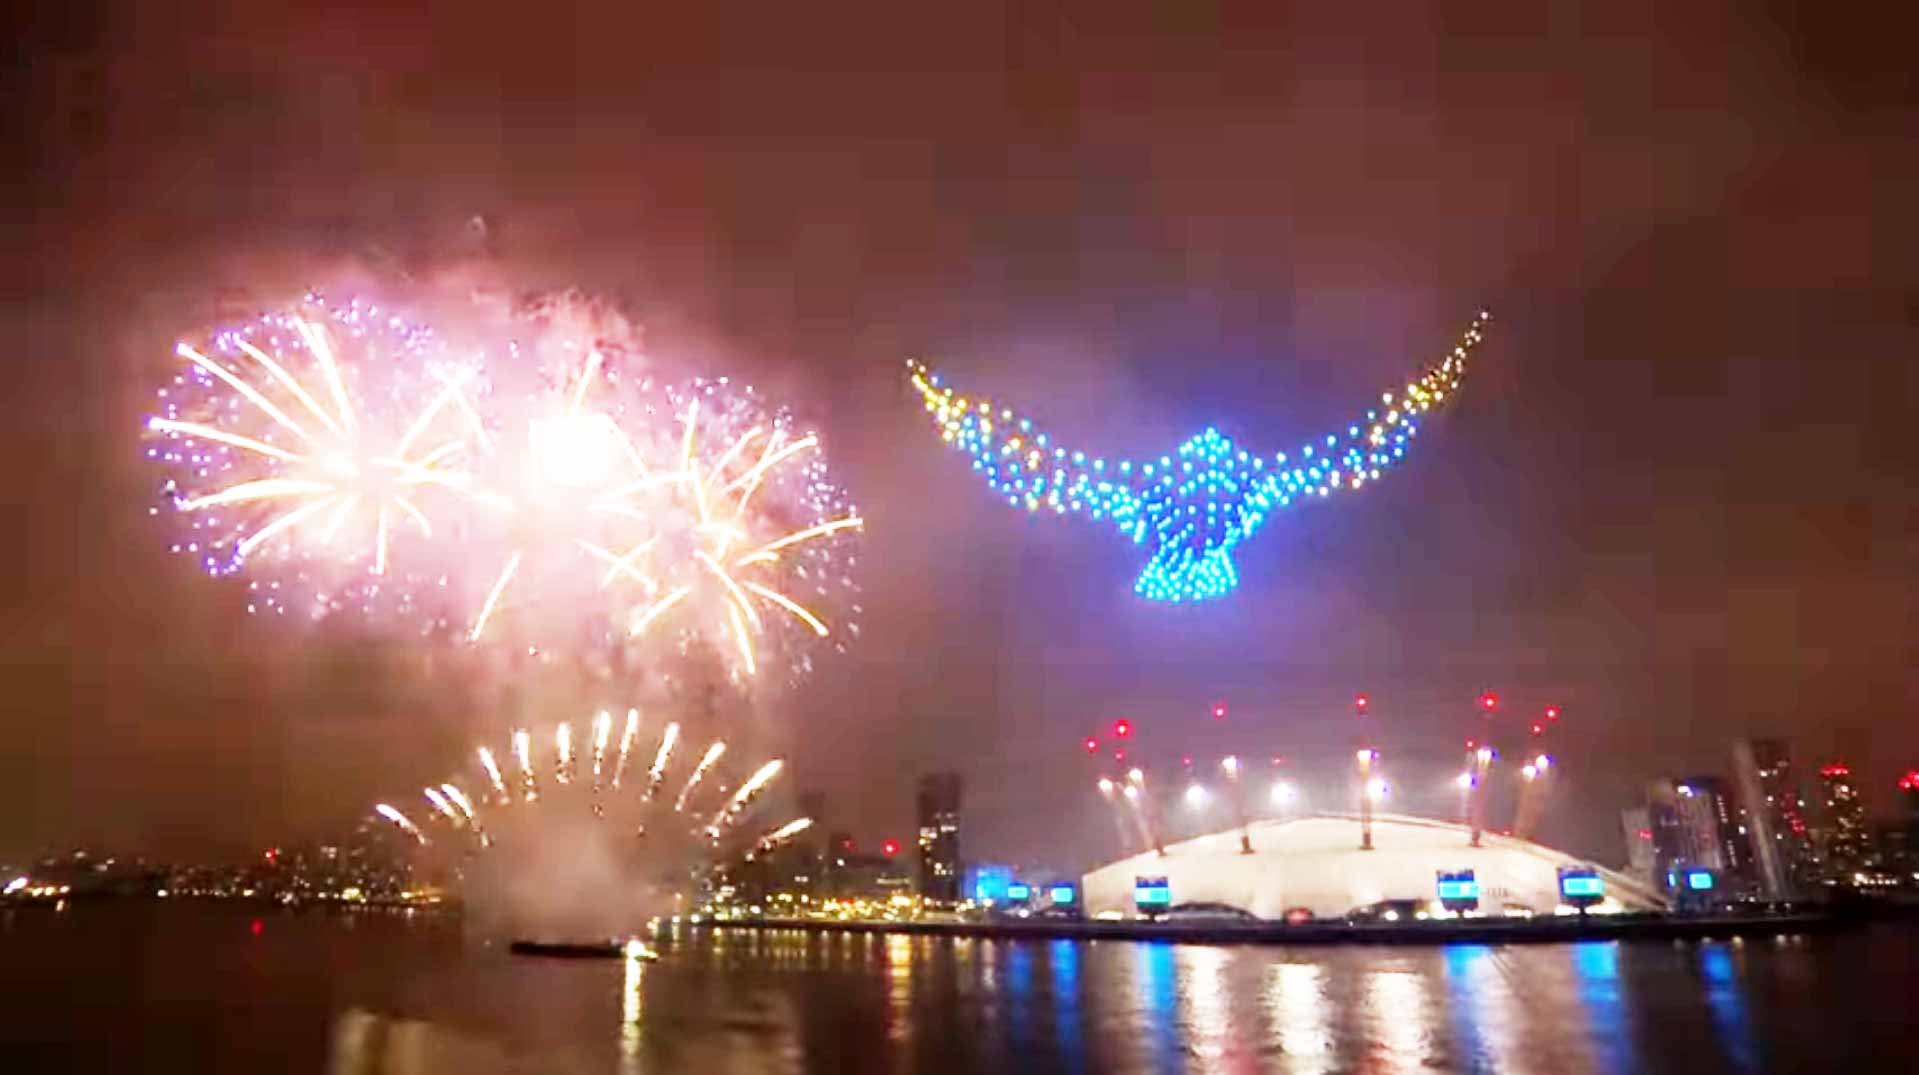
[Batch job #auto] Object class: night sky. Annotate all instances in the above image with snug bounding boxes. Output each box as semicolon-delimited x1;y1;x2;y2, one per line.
6;1;1911;868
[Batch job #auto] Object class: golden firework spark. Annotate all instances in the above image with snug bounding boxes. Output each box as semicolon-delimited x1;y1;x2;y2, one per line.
155;312;497;581
585;399;862;677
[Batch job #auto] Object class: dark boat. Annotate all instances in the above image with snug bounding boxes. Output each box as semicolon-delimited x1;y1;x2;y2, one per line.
508;938;658;960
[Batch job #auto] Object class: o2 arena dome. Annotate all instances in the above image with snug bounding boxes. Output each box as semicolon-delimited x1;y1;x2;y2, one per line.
1080;812;1664;919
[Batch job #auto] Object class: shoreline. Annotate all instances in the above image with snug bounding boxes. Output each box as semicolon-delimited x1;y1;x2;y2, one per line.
687;911;1853;946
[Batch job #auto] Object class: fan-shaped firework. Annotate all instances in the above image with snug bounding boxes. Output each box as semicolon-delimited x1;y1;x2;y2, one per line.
580;378;863;684
373;712;808;939
372;711;805;852
145;294;495;625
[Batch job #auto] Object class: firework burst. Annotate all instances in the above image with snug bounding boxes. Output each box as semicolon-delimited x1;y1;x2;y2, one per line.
582;378;863;683
146;294;494;625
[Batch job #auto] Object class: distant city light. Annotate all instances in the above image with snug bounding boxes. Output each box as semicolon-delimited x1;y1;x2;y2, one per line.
1455;772;1474;790
1480;692;1498;712
880;839;900;857
1270;781;1296;806
1083;737;1099;754
1354;694;1369;712
1221;755;1239;776
1113;720;1132;739
1212;703;1227;720
1185;784;1208;808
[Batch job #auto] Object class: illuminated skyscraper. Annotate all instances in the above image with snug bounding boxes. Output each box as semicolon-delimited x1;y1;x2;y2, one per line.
1644;781;1689;888
1885;771;1919;879
915;772;963;902
1734;739;1817;895
1676;775;1749;885
1902;771;1919;850
1817;764;1870;883
1619;807;1657;884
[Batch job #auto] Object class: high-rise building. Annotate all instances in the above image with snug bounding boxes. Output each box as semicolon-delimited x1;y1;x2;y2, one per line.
1734;739;1817;895
1644;781;1688;889
1676;775;1749;885
1619;807;1657;884
1897;771;1919;862
1817;764;1871;883
916;772;963;902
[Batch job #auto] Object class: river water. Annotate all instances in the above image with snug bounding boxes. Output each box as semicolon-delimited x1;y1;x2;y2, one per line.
3;903;1914;1073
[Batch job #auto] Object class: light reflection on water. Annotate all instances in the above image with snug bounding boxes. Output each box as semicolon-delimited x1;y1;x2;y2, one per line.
1443;943;1525;1071
1048;939;1084;1073
1364;968;1430;1073
1178;945;1233;1071
1697;943;1757;1073
6;906;1911;1073
1268;961;1333;1073
618;949;643;1073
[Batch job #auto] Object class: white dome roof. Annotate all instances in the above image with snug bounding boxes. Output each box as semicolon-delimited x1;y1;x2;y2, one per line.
1080;812;1664;918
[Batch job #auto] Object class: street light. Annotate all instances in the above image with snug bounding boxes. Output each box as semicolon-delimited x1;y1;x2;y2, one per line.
1185;784;1208;808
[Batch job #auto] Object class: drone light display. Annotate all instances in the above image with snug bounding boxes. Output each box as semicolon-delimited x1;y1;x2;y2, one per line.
905;312;1489;601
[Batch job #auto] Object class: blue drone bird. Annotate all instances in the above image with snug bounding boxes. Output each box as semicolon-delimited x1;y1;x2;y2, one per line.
905;311;1488;601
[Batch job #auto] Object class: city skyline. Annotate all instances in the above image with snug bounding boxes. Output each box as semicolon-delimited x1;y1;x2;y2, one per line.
6;1;1910;872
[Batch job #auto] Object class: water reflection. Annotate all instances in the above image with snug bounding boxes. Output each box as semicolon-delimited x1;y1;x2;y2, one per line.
1178;945;1233;1071
1005;941;1035;1058
1697;943;1757;1072
1442;945;1523;1072
1363;969;1431;1073
1049;940;1085;1072
1570;941;1635;1073
1133;942;1182;1073
884;933;914;1044
1267;962;1333;1073
619;949;644;1073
